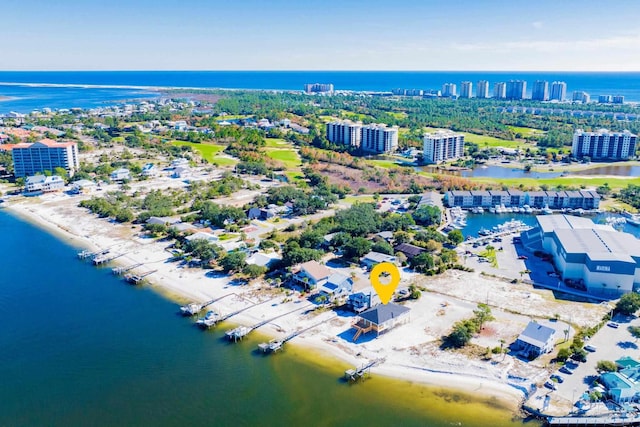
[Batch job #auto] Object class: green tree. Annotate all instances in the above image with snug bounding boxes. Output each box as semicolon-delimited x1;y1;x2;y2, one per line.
244;264;267;278
411;205;441;227
343;237;373;261
220;251;247;273
473;303;494;330
371;240;394;255
556;348;571;362
447;229;464;246
616;292;640;315
445;323;473;348
596;360;617;372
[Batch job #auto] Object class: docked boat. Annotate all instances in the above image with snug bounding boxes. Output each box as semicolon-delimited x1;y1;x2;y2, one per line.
523;205;533;214
627;216;640;227
196;311;220;328
542;204;552;215
478;228;492;236
488;206;496;213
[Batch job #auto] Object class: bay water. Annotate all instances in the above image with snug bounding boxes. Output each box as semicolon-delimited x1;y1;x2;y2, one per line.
0;211;530;427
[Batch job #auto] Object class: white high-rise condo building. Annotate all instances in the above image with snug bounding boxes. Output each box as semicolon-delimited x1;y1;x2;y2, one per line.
572;129;637;161
423;130;465;164
572;91;590;103
476;80;489;98
326;120;362;147
532;80;549;101
460;81;473;98
493;82;506;99
613;95;625;104
442;83;457;97
599;95;612;104
361;124;399;154
506;80;527;100
550;81;567;101
11;140;80;178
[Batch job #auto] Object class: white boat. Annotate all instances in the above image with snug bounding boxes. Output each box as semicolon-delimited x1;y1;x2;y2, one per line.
627;216;640;227
494;205;503;214
489;206;496;213
478;228;492;236
518;207;525;213
477;207;484;213
542;204;552;215
523;205;533;214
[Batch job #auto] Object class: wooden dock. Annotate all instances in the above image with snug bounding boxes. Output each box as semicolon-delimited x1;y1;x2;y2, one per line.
180;294;233;317
225;304;313;342
93;253;124;266
344;358;385;383
196;298;270;329
112;263;143;275
258;314;337;354
123;270;157;285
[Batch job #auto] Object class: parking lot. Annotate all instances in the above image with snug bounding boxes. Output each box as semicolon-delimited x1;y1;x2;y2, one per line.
546;312;640;406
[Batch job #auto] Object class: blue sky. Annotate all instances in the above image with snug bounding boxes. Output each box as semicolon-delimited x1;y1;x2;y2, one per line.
2;0;639;71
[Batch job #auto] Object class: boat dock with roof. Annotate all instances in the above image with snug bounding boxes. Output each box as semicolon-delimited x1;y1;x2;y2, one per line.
180;294;233;316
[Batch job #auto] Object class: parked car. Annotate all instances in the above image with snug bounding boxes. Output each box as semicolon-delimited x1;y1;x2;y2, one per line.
550;374;564;383
608;322;620;328
585;345;597;352
559;366;573;375
518;255;528;260
544;381;557;390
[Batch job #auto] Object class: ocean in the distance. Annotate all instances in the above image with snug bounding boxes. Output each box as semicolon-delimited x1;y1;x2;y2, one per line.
1;70;640;113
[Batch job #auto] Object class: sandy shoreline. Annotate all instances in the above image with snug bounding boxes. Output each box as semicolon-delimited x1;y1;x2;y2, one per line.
2;194;532;412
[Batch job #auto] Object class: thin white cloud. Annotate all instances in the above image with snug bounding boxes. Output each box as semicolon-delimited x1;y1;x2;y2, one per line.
532;21;544;29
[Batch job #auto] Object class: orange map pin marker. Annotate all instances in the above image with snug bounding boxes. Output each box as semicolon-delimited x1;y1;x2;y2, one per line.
370;262;400;304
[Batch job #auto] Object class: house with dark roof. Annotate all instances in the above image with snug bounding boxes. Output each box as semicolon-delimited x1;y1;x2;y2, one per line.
513;321;556;358
351;303;410;341
394;243;425;260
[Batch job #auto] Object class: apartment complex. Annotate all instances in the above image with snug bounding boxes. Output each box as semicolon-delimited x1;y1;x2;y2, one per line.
304;83;334;94
423;130;464;163
326;120;362;147
493;82;506;99
550;81;567;101
572;91;590;103
506;80;527;100
459;81;473;98
11;140;80;178
531;80;549;101
571;129;637;160
476;80;490;98
326;121;398;153
444;189;601;210
442;83;457;97
361;124;399;153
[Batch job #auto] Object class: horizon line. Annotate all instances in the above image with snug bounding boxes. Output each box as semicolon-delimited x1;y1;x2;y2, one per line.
0;69;640;73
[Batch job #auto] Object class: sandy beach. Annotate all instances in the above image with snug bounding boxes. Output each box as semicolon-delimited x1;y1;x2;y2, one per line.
3;188;608;413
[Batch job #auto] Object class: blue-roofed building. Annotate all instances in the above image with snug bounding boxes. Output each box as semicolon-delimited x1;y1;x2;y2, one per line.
600;365;640;403
513;321;556;358
318;273;353;302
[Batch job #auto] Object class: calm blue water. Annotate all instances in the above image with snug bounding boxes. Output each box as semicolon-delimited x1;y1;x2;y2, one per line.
0;210;527;427
0;85;157;114
0;71;640;114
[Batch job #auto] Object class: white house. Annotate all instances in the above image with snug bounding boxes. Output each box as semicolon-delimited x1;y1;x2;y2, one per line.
360;251;397;269
110;168;131;182
513;321;557;358
25;175;65;193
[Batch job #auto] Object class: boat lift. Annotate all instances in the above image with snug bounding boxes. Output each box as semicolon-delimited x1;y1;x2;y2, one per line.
195;298;270;329
344;358;385;383
180;293;234;316
123;269;157;285
112;263;143;275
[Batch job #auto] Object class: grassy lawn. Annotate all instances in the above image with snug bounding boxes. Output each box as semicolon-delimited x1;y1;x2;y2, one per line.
264;138;291;148
213;115;250;121
506;126;546;137
170;141;236;166
478;247;498;268
265;148;301;168
367;159;403;168
600;198;638;213
342;195;375;204
284;170;304;183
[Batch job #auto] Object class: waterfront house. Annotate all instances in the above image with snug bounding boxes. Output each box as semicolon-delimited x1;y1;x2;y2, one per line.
360;251;397;269
317;273;353;302
70;179;96;194
351;303;410;341
146;216;181;226
25;174;65;193
513;321;556;358
246;252;281;269
109;168;131;182
292;260;332;290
